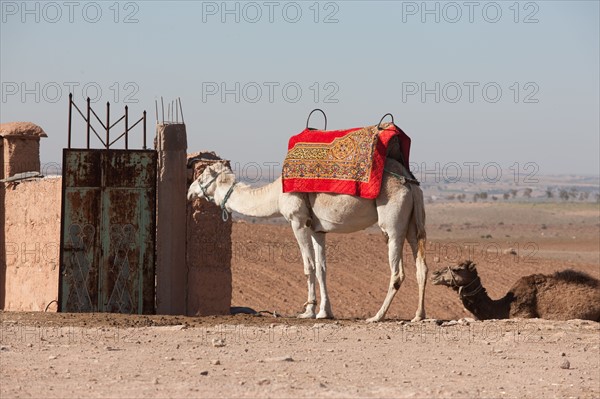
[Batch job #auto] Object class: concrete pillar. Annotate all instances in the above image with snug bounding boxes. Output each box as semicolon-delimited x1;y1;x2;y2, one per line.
155;123;187;315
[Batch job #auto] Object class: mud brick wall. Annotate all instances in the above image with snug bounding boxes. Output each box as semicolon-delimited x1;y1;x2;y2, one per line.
3;138;41;178
1;178;61;311
186;153;232;316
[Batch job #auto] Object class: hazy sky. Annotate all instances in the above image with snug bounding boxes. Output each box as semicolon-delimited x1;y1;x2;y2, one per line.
1;0;599;178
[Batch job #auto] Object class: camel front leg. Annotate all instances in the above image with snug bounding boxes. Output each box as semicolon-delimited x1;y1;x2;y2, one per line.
312;232;333;319
407;220;427;322
367;232;405;323
290;220;317;319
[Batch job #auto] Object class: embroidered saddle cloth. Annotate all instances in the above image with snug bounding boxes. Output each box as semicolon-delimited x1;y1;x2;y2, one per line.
282;122;411;199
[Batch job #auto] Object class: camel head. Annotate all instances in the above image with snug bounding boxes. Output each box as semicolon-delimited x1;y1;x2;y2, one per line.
431;260;479;291
187;162;234;201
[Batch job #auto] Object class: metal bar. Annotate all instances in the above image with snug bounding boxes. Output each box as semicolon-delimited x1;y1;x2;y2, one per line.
128;116;143;131
155;100;159;124
86;98;91;149
143;111;147;149
161;97;164;124
71;99;104;146
91;107;107;130
178;98;185;125
71;101;86;121
108;131;128;147
89;124;106;147
108;114;125;130
125;106;129;150
68;93;72;148
106;102;110;150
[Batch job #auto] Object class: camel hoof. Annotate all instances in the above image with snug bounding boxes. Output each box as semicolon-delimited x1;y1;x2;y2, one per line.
366;316;383;323
297;311;316;319
411;315;425;322
316;311;334;319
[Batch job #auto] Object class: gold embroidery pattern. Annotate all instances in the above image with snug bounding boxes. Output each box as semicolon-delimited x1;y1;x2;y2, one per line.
283;126;379;182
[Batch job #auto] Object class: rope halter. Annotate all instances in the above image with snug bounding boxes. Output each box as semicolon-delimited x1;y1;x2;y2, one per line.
196;171;238;222
446;266;483;298
198;174;219;202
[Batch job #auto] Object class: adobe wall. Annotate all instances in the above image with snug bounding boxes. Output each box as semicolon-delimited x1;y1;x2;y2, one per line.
1;177;61;311
186;154;232;316
3;138;41;178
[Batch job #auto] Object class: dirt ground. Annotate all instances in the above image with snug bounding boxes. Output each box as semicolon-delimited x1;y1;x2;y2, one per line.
1;202;599;398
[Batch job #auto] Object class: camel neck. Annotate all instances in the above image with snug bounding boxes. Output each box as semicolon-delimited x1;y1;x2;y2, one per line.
459;286;512;320
215;176;282;219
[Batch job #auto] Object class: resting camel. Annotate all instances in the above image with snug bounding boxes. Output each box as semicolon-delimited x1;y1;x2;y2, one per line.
187;158;428;322
432;260;600;321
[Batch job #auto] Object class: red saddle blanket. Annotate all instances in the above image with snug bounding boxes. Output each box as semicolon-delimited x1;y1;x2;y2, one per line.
282;122;411;199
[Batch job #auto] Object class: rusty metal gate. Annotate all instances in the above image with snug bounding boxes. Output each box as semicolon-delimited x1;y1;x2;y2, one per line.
59;95;156;314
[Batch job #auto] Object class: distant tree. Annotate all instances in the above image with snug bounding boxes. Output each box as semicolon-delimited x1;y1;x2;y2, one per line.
473;193;479;202
579;192;589;201
503;192;510;200
546;188;554;199
510;189;518;198
559;190;569;201
457;193;466;203
479;192;488;200
523;188;533;198
492;196;498;201
446;194;456;201
596;193;600;203
569;187;578;200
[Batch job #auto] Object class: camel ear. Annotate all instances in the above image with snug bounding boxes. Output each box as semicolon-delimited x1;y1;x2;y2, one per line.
466;261;476;271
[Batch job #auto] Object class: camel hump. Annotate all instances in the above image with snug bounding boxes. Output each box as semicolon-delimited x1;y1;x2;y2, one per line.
552;269;599;287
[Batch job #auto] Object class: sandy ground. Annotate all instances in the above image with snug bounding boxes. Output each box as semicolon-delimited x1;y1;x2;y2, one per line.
1;314;599;398
1;202;599;398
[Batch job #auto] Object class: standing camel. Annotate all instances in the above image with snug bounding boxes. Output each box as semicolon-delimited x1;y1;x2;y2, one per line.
187;158;428;322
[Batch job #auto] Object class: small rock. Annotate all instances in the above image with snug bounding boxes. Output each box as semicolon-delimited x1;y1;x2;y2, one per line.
165;356;174;361
560;359;570;369
212;338;226;348
264;356;294;362
503;248;517;255
560;352;566;356
26;343;33;348
48;355;58;360
212;359;221;365
153;378;159;384
0;346;10;351
258;378;270;386
200;370;209;376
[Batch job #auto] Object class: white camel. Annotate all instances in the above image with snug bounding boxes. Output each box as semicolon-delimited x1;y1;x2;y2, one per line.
187;158;428;322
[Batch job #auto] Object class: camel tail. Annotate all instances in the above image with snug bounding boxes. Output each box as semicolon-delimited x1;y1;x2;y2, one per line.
410;183;427;260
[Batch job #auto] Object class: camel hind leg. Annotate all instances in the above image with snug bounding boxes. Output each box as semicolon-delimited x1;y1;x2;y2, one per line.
290;219;317;319
367;229;407;323
312;232;333;319
406;219;427;321
407;182;428;322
